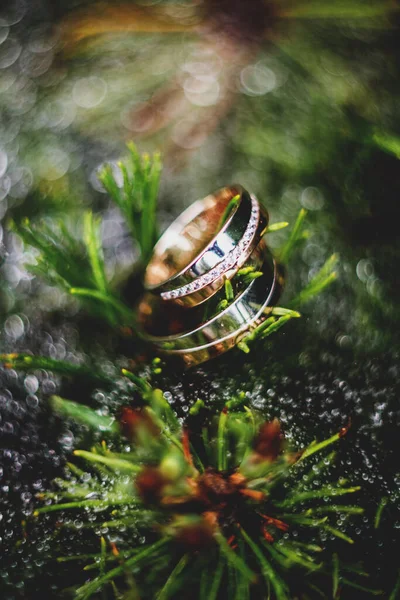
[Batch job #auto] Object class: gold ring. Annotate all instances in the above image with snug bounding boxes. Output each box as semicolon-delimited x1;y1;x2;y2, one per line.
144;185;268;307
138;185;282;366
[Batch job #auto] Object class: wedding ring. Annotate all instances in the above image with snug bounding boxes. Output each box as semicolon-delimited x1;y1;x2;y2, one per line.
144;185;268;307
138;246;283;367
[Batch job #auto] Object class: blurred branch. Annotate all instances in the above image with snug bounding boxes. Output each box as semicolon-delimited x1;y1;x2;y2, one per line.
283;1;397;19
50;395;119;433
372;131;400;159
0;353;112;383
61;3;194;51
289;254;339;308
60;0;397;54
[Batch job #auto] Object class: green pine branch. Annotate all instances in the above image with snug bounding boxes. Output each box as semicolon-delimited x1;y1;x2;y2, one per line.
28;384;377;600
237;210;338;354
11;211;133;327
98;142;162;267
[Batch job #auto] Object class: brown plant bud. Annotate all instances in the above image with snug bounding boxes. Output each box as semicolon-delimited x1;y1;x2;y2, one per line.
136;466;166;504
119;406;160;442
339;418;351;438
253;419;283;462
174;515;216;550
229;472;247;487
197;469;237;506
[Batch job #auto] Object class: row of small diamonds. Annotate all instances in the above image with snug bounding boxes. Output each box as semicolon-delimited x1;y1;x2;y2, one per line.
161;198;259;300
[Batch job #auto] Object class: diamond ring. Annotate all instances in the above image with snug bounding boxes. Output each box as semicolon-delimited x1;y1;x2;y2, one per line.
144;185;268;307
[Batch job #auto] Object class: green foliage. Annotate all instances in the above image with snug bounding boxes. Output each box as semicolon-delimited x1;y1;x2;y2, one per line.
286;0;395;19
0;353;112;383
289;254;339;308
264;222;289;234
389;573;400;600
29;379;375;600
11;212;133;327
50;395;120;434
98;142;162;266
237;307;302;354
372;131;400;159
374;497;388;529
279;208;308;265
10;142;163;327
237;210;338;353
210;206;336;344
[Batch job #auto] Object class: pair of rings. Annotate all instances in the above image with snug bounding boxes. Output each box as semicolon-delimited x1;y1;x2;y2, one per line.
137;185;283;367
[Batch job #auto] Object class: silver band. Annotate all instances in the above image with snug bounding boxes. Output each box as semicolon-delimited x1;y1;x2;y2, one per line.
144;185;268;307
138;246;283;367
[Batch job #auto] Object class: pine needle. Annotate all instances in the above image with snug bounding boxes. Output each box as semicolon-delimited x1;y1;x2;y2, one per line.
279;208;307;264
73;449;141;473
50;396;119;433
374;497;388;529
156;554;189;600
75;539;169;600
217;409;228;471
0;353;111;383
99;142;162;266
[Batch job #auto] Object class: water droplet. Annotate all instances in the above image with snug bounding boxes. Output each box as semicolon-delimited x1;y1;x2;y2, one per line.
58;430;74;450
4;314;24;339
0;36;21;68
73;76;107;109
0;26;9;44
0;175;11;200
3;421;14;434
240;64;277;96
0;0;26;26
0;148;7;177
356;258;374;282
36;147;70;181
300;187;325;211
24;375;39;395
19;47;53;78
26;394;39;408
184;75;220;106
28;23;60;53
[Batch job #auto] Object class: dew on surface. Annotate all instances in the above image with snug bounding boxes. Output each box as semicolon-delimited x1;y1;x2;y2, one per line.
4;314;25;339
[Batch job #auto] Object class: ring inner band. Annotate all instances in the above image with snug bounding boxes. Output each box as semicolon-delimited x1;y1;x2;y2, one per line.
144;186;244;289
